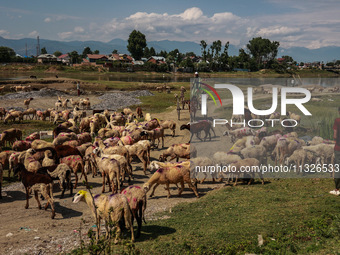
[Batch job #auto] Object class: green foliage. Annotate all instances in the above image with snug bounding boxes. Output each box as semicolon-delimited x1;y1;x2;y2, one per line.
127;30;147;60
40;47;47;54
93;50;100;54
0;46;16;62
68;51;82;64
200;40;207;62
246;37;280;70
53;51;62;57
82;47;92;58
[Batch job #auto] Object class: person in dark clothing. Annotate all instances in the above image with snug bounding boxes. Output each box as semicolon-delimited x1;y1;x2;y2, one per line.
330;106;340;196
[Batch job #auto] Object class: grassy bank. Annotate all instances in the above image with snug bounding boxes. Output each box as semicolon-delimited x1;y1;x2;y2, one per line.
132;179;339;254
71;179;339;254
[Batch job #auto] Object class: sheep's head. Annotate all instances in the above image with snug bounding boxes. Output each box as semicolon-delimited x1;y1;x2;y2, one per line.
149;161;159;171
223;130;229;136
159;154;166;162
27;148;36;155
73;190;87;203
143;183;150;193
180;124;189;130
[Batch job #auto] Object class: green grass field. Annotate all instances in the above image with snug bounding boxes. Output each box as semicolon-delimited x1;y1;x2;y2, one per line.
132;179;339;254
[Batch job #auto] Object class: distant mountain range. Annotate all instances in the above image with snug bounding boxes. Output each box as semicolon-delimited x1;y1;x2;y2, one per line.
0;36;339;63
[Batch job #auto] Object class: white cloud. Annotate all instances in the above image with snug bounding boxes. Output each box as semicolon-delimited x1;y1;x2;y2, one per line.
42;5;339;50
28;30;39;38
44;17;51;23
256;26;301;37
74;26;84;33
0;29;9;37
102;7;244;44
58;31;73;40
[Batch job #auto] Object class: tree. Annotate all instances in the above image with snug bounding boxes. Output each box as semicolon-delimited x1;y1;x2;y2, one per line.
143;47;150;58
54;51;62;57
220;42;230;70
112;49;118;54
246;37;280;70
68;51;81;64
127;30;147;60
200;40;207;62
82;47;92;58
93;50;100;54
0;46;16;62
149;47;156;57
41;47;47;54
159;50;167;58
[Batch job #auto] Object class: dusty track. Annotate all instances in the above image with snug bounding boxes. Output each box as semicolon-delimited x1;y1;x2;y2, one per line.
0;90;228;255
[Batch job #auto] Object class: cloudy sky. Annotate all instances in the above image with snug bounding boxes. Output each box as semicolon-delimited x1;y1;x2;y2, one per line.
0;0;339;49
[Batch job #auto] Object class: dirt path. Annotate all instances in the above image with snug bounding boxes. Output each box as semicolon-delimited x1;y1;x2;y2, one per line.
0;91;228;254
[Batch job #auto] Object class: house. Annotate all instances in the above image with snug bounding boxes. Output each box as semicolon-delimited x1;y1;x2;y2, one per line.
110;54;133;63
58;54;70;64
86;54;108;63
37;54;58;64
147;56;166;65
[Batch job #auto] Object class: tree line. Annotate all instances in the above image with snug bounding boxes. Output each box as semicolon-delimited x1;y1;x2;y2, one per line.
1;29;338;73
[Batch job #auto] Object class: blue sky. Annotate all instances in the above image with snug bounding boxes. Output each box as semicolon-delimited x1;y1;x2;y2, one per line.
0;0;339;49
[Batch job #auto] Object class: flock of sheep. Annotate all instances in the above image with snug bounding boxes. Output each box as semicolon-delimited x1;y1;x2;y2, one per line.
0;99;199;242
0;87;337;243
188;114;335;186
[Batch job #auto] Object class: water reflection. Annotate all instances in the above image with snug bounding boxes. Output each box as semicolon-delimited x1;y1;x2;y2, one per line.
0;73;339;87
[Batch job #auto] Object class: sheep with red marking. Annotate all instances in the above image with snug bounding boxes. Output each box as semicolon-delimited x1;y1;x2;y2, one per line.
53;132;78;146
159;143;195;162
25;132;40;142
143;163;199;198
60;155;86;188
121;185;147;238
77;132;92;145
24;148;42;173
12;140;31;151
142;118;160;131
223;127;255;143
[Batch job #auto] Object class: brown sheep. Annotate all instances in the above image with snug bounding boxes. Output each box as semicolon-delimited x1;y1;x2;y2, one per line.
121;185;147;238
160;120;177;137
159;143;194;162
0;128;22;147
24;98;34;109
143;163;199;198
60;155;86;188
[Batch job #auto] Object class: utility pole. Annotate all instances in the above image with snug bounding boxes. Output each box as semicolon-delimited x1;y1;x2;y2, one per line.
36;36;40;57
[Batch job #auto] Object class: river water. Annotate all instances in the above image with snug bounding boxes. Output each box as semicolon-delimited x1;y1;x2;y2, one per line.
0;73;339;87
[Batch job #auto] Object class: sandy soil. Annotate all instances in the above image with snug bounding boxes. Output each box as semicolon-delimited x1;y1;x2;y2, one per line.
0;85;228;255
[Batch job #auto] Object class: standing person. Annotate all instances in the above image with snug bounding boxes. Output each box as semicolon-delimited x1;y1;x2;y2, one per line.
331;106;340;196
77;82;80;97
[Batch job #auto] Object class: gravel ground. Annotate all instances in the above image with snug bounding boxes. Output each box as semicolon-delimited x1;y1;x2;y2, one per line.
0;88;69;100
92;90;154;110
